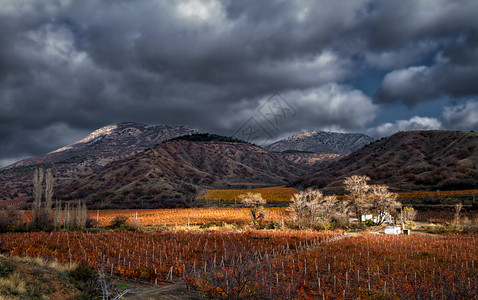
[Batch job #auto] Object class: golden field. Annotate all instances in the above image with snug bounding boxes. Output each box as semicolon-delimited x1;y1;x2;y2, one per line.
87;207;288;227
199;186;297;202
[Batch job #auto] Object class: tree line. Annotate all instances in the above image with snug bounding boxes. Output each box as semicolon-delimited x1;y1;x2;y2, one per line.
0;168;90;232
240;175;414;230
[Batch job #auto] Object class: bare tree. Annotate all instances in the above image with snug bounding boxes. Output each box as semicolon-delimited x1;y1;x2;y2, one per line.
56;201;87;231
31;168;58;230
370;185;400;225
402;206;417;222
455;202;463;229
44;169;53;211
80;201;88;229
64;202;71;230
402;206;417;228
288;189;323;227
322;195;337;223
335;199;351;227
42;169;54;227
32;168;44;228
97;267;133;299
54;200;62;230
239;192;266;226
287;190;344;228
344;175;372;225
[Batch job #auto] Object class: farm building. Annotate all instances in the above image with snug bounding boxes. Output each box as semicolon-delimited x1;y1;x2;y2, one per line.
361;212;393;224
384;226;402;235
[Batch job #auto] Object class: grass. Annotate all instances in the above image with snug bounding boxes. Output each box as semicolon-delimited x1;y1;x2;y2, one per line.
0;255;91;299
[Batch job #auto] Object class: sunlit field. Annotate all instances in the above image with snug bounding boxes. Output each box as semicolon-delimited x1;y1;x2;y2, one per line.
1;231;476;299
87;207;288;227
2;186;477;298
199;186;297;202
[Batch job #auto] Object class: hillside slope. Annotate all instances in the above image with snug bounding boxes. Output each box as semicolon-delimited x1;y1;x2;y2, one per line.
7;122;198;170
0;122;197;203
266;130;375;154
56;136;307;208
275;151;341;169
294;130;478;191
0;255;84;299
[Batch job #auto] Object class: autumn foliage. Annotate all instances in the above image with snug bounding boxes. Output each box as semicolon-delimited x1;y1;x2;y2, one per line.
0;231;476;299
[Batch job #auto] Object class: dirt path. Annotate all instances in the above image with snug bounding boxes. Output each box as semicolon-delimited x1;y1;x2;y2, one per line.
119;281;200;300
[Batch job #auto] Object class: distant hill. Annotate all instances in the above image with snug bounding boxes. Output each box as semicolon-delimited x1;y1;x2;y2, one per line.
266;131;375;154
7;122;198;169
55;138;307;208
293;130;478;191
0;122;197;202
167;133;250;144
275;152;341;169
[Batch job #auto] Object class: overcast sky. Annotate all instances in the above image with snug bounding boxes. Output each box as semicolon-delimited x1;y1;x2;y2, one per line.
1;0;478;167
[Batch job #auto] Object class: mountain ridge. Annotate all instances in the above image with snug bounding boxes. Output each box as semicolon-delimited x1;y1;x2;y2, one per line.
0;122;198;203
293;130;478;191
2;125;476;208
7;122;198;169
265;130;375;154
56;139;308;208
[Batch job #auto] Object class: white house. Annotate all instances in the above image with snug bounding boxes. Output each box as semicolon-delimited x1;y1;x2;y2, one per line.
384;226;402;235
361;214;373;222
361;212;393;224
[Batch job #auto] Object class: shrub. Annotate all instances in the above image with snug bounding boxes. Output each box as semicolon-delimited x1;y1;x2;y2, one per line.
365;219;376;227
85;218;99;228
69;264;97;283
189;252;292;299
200;222;223;229
263;222;281;229
330;215;350;230
68;264;100;299
109;215;129;229
407;221;416;229
0;258;14;278
0;210;25;233
462;217;478;234
311;222;332;230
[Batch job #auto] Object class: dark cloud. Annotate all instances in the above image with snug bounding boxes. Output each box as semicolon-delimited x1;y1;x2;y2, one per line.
375;30;478;106
0;0;478;167
442;100;478;131
366;116;442;138
0;122;89;165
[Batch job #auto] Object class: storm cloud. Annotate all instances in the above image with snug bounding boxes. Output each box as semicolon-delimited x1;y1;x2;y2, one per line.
0;0;477;166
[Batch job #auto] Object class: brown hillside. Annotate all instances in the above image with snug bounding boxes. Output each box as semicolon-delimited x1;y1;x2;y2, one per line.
0;123;197;204
56;139;308;208
294;130;478;191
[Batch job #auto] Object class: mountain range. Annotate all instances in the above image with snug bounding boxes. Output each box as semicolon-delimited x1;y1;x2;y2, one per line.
56;135;307;208
0;124;331;207
265;130;375;154
1;123;477;208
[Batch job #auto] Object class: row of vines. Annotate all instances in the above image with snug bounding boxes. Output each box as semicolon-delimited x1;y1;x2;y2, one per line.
0;231;476;299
